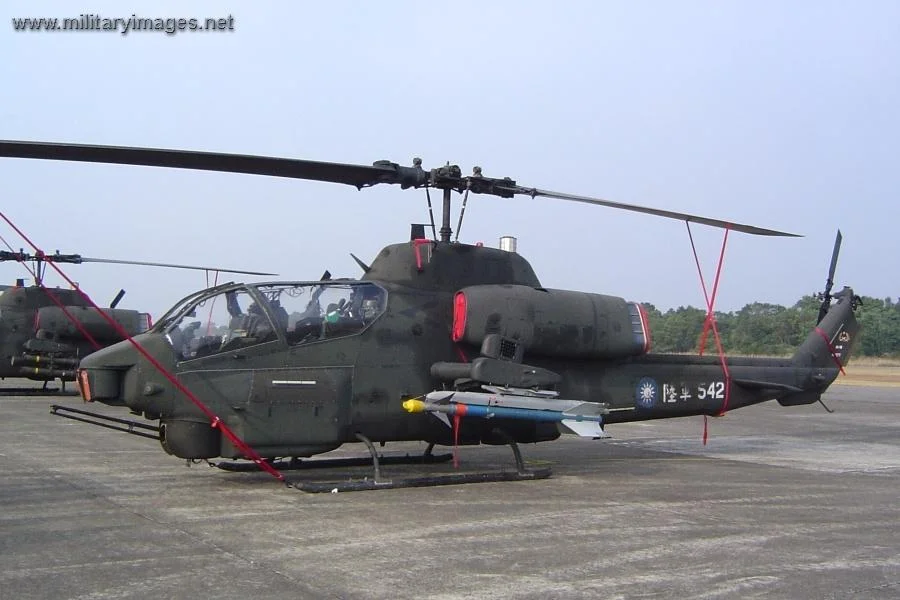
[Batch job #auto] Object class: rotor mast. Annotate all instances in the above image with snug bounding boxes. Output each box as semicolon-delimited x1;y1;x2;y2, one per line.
440;188;453;242
427;162;482;243
0;250;79;286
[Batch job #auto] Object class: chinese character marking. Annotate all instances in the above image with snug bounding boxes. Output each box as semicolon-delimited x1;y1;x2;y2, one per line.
662;384;678;403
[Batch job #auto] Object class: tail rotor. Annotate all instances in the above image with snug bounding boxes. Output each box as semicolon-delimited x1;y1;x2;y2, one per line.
816;230;843;324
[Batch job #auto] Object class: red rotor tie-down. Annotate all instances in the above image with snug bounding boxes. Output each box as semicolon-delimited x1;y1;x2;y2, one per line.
814;326;847;376
413;238;430;271
686;223;733;443
0;211;286;484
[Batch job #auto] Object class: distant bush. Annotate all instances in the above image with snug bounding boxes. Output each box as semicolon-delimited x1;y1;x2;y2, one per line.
641;295;900;358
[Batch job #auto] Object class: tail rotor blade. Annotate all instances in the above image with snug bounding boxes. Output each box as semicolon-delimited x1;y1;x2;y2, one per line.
825;230;843;295
817;229;843;323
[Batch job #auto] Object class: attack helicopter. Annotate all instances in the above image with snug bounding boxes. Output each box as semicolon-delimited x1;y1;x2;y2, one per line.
0;140;861;492
0;244;275;394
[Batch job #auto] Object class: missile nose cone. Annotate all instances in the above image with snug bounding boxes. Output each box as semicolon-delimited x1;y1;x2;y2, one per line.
402;399;426;413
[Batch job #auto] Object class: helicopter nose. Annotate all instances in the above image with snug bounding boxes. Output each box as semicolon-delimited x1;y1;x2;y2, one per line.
77;342;138;406
77;333;176;414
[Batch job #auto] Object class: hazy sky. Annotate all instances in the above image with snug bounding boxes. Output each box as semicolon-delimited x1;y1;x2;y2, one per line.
2;1;898;318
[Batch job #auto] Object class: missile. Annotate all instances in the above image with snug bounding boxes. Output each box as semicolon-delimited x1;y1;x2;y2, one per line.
402;390;610;438
16;366;77;380
11;354;81;368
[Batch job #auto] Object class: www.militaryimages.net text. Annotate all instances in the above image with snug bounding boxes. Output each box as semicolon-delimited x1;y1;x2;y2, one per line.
11;14;235;35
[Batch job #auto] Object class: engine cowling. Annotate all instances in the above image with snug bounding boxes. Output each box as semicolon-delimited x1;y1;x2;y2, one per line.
35;306;151;342
452;284;651;360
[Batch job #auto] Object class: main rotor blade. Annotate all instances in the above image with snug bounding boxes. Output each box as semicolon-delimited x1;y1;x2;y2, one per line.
0;139;799;237
497;185;801;237
80;257;277;276
0;140;425;189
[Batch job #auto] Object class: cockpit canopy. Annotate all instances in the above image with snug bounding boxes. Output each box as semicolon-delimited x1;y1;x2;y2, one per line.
157;282;387;361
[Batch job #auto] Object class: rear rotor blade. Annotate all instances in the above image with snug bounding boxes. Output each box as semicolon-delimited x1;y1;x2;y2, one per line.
497;185;801;237
817;229;843;323
824;229;843;295
80;257;277;276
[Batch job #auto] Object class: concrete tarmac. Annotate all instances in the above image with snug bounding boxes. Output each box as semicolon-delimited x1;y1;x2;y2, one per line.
1;383;898;600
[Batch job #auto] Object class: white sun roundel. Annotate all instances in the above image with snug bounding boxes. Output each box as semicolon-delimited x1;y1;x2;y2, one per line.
635;377;657;408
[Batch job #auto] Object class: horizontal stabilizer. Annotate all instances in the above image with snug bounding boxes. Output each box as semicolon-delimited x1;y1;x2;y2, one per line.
732;379;804;393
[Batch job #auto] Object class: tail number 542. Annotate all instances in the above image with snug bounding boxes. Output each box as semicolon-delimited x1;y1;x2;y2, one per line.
697;381;726;400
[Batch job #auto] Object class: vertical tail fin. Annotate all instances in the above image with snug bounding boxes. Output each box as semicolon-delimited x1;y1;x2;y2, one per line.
792;286;861;369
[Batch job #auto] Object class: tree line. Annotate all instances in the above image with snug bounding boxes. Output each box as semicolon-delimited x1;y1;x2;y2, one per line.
641;294;900;358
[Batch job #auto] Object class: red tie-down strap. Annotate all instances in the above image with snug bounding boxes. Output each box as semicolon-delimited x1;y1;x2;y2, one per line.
815;326;847;376
413;238;431;271
1;211;286;484
686;223;733;443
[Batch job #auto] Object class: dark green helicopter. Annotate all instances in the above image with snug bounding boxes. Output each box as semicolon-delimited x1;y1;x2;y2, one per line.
0;140;861;491
0;246;276;394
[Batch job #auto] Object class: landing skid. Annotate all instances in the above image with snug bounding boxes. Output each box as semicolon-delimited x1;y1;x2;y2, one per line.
290;468;552;493
212;448;454;472
284;432;552;493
